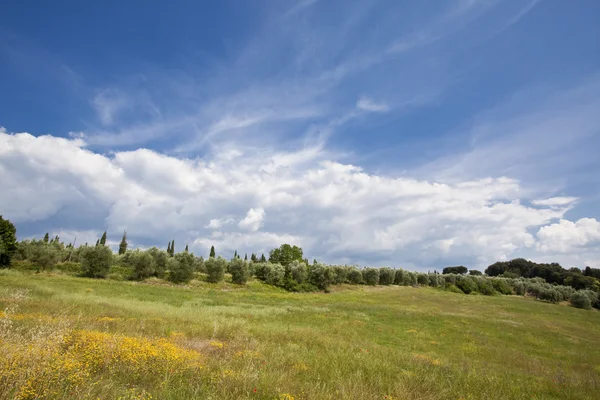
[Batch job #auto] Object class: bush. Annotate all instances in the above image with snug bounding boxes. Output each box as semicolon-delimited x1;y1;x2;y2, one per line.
169;251;195;284
331;265;347;285
538;288;560;303
254;262;269;281
229;258;249;285
394;269;405;285
362;268;380;286
129;251;156;280
265;263;285;286
205;257;226;283
571;291;592;309
428;273;440;287
287;260;308;284
491;279;512;295
378;267;395;285
30;243;60;272
580;290;599;308
10;260;37;272
444;274;457;285
309;264;334;291
347;268;363;284
476;278;496;296
81;246;112;278
456;277;477;294
147;247;168;278
513;281;526;296
417;274;429;286
445;284;464;294
54;261;82;276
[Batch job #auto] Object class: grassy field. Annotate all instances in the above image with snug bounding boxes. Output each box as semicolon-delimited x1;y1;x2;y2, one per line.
1;270;599;400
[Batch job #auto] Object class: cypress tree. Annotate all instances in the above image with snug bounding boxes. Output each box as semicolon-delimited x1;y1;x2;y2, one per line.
167;241;171;254
251;253;257;262
185;244;189;252
260;253;266;262
43;233;49;243
100;231;107;246
170;240;175;256
118;231;128;255
234;250;238;259
209;245;215;258
244;253;248;261
95;239;100;247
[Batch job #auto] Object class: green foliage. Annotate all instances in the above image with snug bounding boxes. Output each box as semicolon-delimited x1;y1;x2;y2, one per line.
491;279;513;295
513;281;526;296
362;268;379;286
229;258;250;285
443;266;468;275
428;273;440;288
570;291;592;309
308;263;334;291
393;269;405;285
0;215;18;268
287;260;308;284
43;233;49;243
475;278;496;296
205;256;226;283
417;273;429;286
81;245;112;278
269;244;303;266
265;263;285;286
445;284;464;294
538;287;560;303
469;270;482;276
100;231;107;246
168;251;195;284
209;245;215;258
455;277;477;294
346;267;363;284
331;266;347;285
118;232;128;255
147;247;168;278
54;261;82;276
378;267;395;285
129;250;156;281
29;242;60;272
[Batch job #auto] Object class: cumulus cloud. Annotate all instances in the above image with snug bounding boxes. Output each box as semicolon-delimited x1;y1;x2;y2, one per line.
536;218;600;253
238;208;265;232
356;97;390;113
2;129;590;268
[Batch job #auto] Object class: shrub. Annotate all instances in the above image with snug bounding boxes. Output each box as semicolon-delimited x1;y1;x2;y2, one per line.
54;261;82;276
30;243;60;272
309;263;334;290
456;277;477;294
476;279;496;296
513;281;526;296
229;258;249;285
428;273;440;288
288;260;308;284
469;270;483;276
378;267;394;285
147;247;168;278
265;263;285;286
347;267;363;284
81;246;112;278
129;251;156;280
580;290;599;308
417;274;429;286
538;288;560;303
445;284;464;294
362;268;379;286
169;251;195;284
394;269;405;285
10;260;37;272
571;291;592;309
205;257;226;283
491;279;512;295
555;285;575;302
254;262;270;281
444;274;457;285
331;265;347;285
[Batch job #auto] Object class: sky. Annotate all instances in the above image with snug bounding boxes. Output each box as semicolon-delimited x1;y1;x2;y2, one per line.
1;0;600;271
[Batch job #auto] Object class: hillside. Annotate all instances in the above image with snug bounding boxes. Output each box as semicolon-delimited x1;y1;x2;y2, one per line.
1;270;599;400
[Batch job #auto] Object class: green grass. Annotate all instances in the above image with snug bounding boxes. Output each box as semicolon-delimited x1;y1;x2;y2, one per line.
1;269;599;399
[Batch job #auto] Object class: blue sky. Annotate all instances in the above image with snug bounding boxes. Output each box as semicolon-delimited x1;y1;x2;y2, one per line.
1;0;600;270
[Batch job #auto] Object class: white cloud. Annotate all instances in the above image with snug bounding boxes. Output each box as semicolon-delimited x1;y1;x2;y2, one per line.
537;218;600;253
2;128;593;269
238;208;265;232
532;197;578;207
356;97;390;113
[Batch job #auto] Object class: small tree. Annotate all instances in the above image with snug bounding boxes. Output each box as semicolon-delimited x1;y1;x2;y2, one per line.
362;268;380;286
443;266;468;275
30;242;60;272
308;263;334;290
394;269;405;285
147;247;168;278
169;251;195;283
379;267;395;285
469;270;482;276
0;216;18;268
205;256;226;283
130;250;156;280
185;244;189;252
209;245;216;258
287;260;309;284
81;245;112;278
100;231;107;246
43;233;50;243
118;232;128;255
456;277;477;294
571;291;592;309
260;253;266;262
269;244;303;266
265;263;285;286
229;258;249;285
347;267;363;284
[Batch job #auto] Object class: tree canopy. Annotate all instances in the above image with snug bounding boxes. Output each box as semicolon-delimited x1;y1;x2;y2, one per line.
269;244;303;266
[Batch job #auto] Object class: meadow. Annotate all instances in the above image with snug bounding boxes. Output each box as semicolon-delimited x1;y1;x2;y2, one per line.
1;269;599;400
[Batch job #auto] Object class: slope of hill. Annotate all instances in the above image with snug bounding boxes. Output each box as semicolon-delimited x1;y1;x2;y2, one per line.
1;270;599;400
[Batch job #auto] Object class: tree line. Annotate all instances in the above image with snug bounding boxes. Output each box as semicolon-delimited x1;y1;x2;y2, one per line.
1;216;599;310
